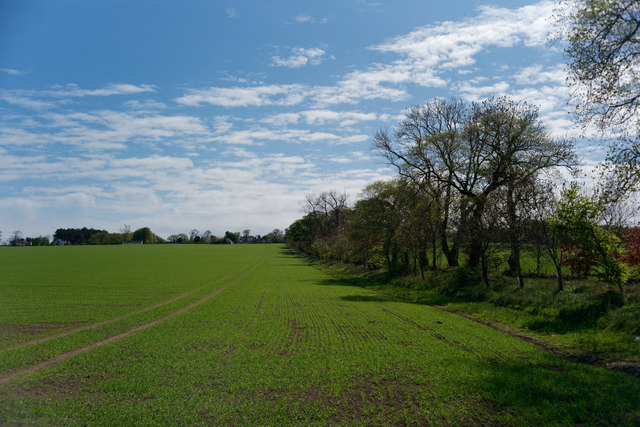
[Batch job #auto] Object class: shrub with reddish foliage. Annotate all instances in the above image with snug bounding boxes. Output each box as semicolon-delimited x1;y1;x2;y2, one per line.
560;245;597;278
620;228;640;274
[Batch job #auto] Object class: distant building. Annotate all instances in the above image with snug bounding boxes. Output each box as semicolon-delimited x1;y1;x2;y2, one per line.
51;239;70;246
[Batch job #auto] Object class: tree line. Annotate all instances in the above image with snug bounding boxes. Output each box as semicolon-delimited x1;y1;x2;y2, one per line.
1;226;285;246
288;0;640;295
286;97;638;294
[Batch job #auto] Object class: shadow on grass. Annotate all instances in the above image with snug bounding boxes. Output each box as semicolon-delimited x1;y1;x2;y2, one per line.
471;358;640;424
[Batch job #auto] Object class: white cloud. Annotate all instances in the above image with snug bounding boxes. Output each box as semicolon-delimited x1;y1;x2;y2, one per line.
46;83;156;98
0;109;211;151
260;109;378;127
272;47;328;68
124;99;167;110
175;84;307;107
0;91;56;110
293;14;327;24
178;2;557;108
1;68;23;76
226;7;237;18
514;64;567;86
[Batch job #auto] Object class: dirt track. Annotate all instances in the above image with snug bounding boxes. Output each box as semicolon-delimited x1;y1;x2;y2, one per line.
0;255;264;386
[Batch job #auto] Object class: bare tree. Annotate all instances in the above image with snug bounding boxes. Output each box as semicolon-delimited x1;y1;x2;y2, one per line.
10;230;23;246
375;97;575;271
120;224;132;242
529;181;565;292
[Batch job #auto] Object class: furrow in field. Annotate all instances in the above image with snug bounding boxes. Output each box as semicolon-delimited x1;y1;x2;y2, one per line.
380;307;478;355
0;252;266;386
0;258;261;353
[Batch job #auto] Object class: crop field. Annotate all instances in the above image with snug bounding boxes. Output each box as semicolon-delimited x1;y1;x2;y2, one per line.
0;245;639;425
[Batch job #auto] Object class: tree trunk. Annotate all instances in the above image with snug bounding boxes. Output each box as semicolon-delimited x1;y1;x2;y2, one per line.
509;245;524;288
467;204;484;268
551;255;563;292
440;227;459;267
418;248;427;280
481;251;490;288
431;236;437;270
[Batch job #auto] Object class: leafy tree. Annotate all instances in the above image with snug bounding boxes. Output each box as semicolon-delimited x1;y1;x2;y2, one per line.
31;235;50;246
242;229;251;244
285;216;316;252
53;227;106;245
132;227;156;244
375;97;574;270
558;0;640;130
88;232;123;245
271;229;284;243
224;231;240;244
351;180;411;274
551;185;629;292
557;0;640;199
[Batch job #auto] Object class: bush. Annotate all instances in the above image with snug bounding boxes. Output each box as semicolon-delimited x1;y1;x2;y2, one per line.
604;304;640;334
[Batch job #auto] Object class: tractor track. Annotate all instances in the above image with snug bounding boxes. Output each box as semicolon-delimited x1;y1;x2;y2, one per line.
1;263;254;353
0;253;265;386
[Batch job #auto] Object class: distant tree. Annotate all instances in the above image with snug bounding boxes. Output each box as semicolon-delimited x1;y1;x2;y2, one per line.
31;235;50;246
351;180;411;275
202;230;212;243
53;227;105;245
9;230;24;246
189;229;199;243
305;191;348;237
120;224;132;241
224;231;240;244
242;229;251;244
88;232;123;245
285;216;316;252
271;229;284;243
132;227;156;244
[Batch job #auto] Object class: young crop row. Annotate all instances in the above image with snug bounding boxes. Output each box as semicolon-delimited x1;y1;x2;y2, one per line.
1;245;638;425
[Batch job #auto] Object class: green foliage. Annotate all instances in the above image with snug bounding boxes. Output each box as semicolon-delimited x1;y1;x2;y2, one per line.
87;231;123;245
559;0;640;130
131;227;157;244
552;185;629;290
53;227;106;245
29;236;50;246
224;230;240;244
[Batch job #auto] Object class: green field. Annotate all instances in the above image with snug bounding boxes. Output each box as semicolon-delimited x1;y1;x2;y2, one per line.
1;245;638;425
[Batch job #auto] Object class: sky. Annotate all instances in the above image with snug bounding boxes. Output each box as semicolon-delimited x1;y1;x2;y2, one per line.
0;0;603;240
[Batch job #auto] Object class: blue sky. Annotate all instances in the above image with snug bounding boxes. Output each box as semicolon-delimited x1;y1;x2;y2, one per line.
0;0;601;239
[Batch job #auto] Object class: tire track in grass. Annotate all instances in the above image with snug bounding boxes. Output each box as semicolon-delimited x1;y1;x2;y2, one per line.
0;258;260;353
0;252;266;386
380;307;476;355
